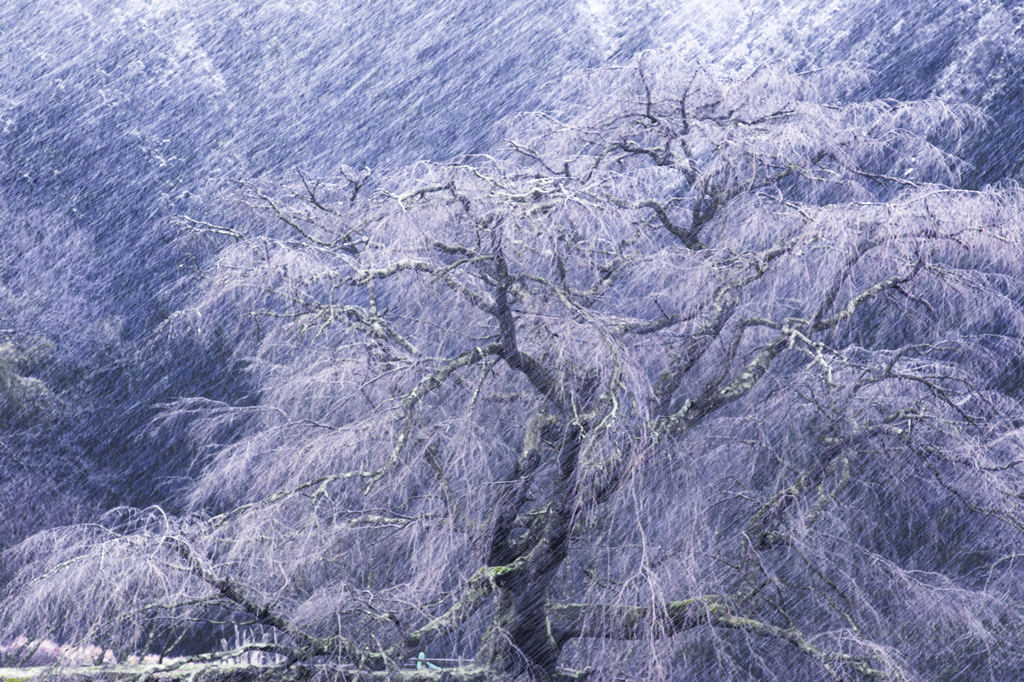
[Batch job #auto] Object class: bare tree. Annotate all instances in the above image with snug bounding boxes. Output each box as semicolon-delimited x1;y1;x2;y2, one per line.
5;53;1024;681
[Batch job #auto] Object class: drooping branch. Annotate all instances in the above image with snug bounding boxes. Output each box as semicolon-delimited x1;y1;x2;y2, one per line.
652;233;800;416
600;195;705;249
239;181;359;253
658;334;790;437
654;243;925;438
811;258;925;333
398;563;515;656
168;536;373;668
638;199;705;250
549;598;889;680
746;444;848;550
549;596;727;643
204;343;505;527
367;343;506;489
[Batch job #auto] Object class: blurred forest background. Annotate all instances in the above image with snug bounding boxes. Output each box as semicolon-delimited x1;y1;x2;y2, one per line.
3;0;1024;679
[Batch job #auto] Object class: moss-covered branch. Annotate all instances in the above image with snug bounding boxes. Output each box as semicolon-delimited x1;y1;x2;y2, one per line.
549;598;888;679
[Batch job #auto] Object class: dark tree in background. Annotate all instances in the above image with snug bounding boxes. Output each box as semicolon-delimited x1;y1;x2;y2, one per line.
6;54;1024;681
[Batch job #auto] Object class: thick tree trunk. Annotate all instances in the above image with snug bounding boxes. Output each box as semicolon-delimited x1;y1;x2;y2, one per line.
479;569;563;680
478;424;580;681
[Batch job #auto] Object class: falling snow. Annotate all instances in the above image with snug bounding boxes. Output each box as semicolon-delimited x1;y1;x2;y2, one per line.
2;1;1024;680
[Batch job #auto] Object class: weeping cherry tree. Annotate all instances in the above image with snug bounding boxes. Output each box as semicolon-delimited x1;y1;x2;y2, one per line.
6;52;1024;681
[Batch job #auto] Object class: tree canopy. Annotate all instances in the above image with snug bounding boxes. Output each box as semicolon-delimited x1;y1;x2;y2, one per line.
5;53;1024;681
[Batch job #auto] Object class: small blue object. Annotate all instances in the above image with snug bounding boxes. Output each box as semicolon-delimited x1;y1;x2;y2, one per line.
417;651;441;670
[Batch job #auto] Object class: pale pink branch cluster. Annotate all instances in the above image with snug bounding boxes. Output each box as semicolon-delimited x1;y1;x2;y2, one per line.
0;637;118;667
